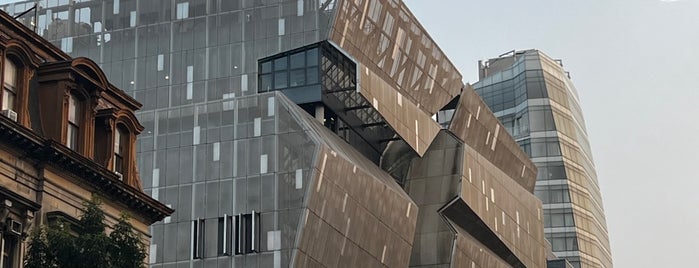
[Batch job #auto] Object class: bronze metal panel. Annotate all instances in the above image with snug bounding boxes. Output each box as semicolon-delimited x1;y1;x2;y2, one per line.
449;84;538;192
461;144;547;268
404;131;546;268
279;95;418;267
357;62;441;156
328;0;463;115
297;146;417;267
324;0;464;156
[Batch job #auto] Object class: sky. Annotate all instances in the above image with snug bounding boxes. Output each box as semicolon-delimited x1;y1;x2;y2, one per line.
403;0;699;267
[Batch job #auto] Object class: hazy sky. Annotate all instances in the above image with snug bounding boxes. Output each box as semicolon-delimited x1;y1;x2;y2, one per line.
403;0;699;267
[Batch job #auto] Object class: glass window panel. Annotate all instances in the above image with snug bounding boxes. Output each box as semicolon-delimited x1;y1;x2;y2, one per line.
2;90;14;111
273;57;287;71
549;164;566;179
259;74;272;92
566;237;578;250
274;72;287;89
289;69;304;87
289;52;304;69
3;58;16;88
529;109;545;131
551;213;564;227
552;237;565;251
551;189;564;203
306;67;318;84
563;189;571;202
306;48;318;66
260;61;272;73
547;142;561;156
68;94;80;124
531;141;546;157
564;213;575;226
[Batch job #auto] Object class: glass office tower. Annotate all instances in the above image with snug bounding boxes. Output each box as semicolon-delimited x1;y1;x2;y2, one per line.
3;1;551;267
474;50;613;268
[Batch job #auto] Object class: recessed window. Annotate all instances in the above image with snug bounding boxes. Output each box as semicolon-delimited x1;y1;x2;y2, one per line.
191;218;204;259
234;212;260;255
1;232;18;268
218;215;233;256
2;57;18;111
67;94;81;150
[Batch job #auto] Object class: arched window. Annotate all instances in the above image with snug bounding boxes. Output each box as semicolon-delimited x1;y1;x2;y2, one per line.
2;57;18;111
114;125;127;179
67;94;81;150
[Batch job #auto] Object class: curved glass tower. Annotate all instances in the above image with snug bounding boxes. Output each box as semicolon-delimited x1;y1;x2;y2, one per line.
474;50;613;268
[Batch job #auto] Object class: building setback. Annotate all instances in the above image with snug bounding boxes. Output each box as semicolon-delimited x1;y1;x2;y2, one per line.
474;50;613;268
2;1;555;267
0;10;172;267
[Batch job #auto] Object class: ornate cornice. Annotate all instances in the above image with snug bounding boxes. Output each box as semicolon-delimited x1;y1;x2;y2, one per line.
0;115;173;224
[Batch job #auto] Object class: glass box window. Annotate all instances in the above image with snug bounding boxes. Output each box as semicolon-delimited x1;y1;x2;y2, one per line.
258;44;323;93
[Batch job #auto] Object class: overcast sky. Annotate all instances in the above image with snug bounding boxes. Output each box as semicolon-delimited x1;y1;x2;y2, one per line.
403;0;699;267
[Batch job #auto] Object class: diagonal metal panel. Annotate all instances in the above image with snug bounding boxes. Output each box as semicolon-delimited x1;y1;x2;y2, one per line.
276;93;418;267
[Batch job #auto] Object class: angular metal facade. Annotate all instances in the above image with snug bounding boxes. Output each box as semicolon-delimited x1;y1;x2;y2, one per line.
2;1;552;267
327;0;462;155
474;50;613;268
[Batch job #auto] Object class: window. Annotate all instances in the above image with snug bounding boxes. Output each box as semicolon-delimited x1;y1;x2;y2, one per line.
217;215;233;256
258;46;323;93
2;57;18;111
191;218;204;259
176;2;189;19
234;212;259;255
114;125;127;178
1;233;18;268
548;234;578;252
67;94;81;150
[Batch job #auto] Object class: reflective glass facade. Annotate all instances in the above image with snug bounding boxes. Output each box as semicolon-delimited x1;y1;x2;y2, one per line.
474;50;613;268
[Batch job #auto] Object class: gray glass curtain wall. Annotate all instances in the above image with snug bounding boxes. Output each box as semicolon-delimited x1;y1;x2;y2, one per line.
0;0;340;267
